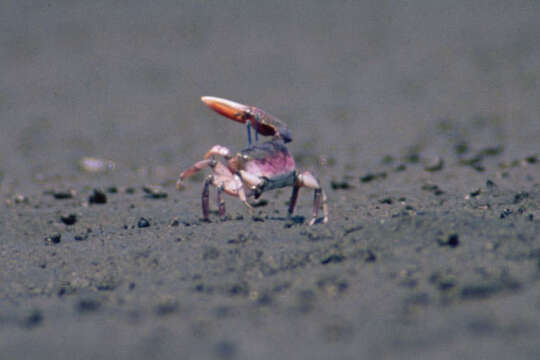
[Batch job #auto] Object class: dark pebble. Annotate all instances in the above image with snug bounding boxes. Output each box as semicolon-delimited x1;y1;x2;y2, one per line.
228;283;249;297
486;179;496;188
45;233;61;245
379;198;393;204
359;172;387;183
422;184;439;192
513;192;529;204
251;199;269;207
438;233;459;248
227;233;249;245
137;217;150;228
454;141;469;155
50;190;75;199
524;154;539;164
500;209;512;219
529;214;534;221
106;186;118;194
422;184;444;195
360;173;375;183
468;189;481;198
429;273;457;291
88;189;107;204
76;299;101;313
365;250;377;262
343;225;363;236
460;283;501;300
330;180;351;190
394;164;407;172
321;254;345;265
406;152;420;163
74;233;88;241
472;164;485;172
60;214;77;226
23;310;43;329
154;301;179;316
478;145;504;157
125;187;136;194
256;293;273;306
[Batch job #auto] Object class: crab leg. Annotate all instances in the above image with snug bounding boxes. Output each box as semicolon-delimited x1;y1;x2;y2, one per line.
177;159;216;189
291;171;328;225
217;184;226;217
246;121;252;145
288;184;300;216
202;175;213;220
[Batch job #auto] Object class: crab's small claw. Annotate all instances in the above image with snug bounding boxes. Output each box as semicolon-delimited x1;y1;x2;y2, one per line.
201;96;292;143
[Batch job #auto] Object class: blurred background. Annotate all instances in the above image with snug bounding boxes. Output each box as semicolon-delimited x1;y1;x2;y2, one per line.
1;1;539;189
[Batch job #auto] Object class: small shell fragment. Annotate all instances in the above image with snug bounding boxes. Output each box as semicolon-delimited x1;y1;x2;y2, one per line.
79;157;116;173
142;185;168;199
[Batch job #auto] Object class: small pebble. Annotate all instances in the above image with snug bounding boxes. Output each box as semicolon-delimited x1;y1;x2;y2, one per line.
74;233;88;241
454;141;469;155
524;154;539;164
60;214;77;226
45;233;61;245
142;185;168;199
137;217;150;228
360;173;375;183
330;180;351;190
23;310;43;329
14;194;29;204
465;188;481;199
79;156;115;173
49;190;76;200
437;233;460;248
513;192;529;204
424;156;444;172
89;189;107;204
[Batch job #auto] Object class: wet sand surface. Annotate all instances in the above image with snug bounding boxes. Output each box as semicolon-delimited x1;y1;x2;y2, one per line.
1;1;540;359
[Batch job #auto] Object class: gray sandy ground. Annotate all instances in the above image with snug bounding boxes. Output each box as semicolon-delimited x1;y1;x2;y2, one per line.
1;1;540;359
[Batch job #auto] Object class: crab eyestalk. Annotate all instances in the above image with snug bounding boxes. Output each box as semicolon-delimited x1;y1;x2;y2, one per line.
201;96;292;144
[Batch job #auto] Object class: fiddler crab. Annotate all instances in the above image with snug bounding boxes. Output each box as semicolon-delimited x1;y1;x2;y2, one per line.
176;96;328;225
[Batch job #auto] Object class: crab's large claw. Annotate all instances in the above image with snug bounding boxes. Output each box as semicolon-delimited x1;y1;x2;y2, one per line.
201;96;292;144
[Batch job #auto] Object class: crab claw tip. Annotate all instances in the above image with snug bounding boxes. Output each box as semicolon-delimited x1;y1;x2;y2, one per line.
175;179;184;190
200;96;249;124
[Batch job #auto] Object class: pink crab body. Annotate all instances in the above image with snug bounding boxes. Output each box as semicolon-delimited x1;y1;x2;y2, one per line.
241;142;296;178
178;96;328;225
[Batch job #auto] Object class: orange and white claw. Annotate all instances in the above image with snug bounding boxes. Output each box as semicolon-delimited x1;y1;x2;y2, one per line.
201;96;251;124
